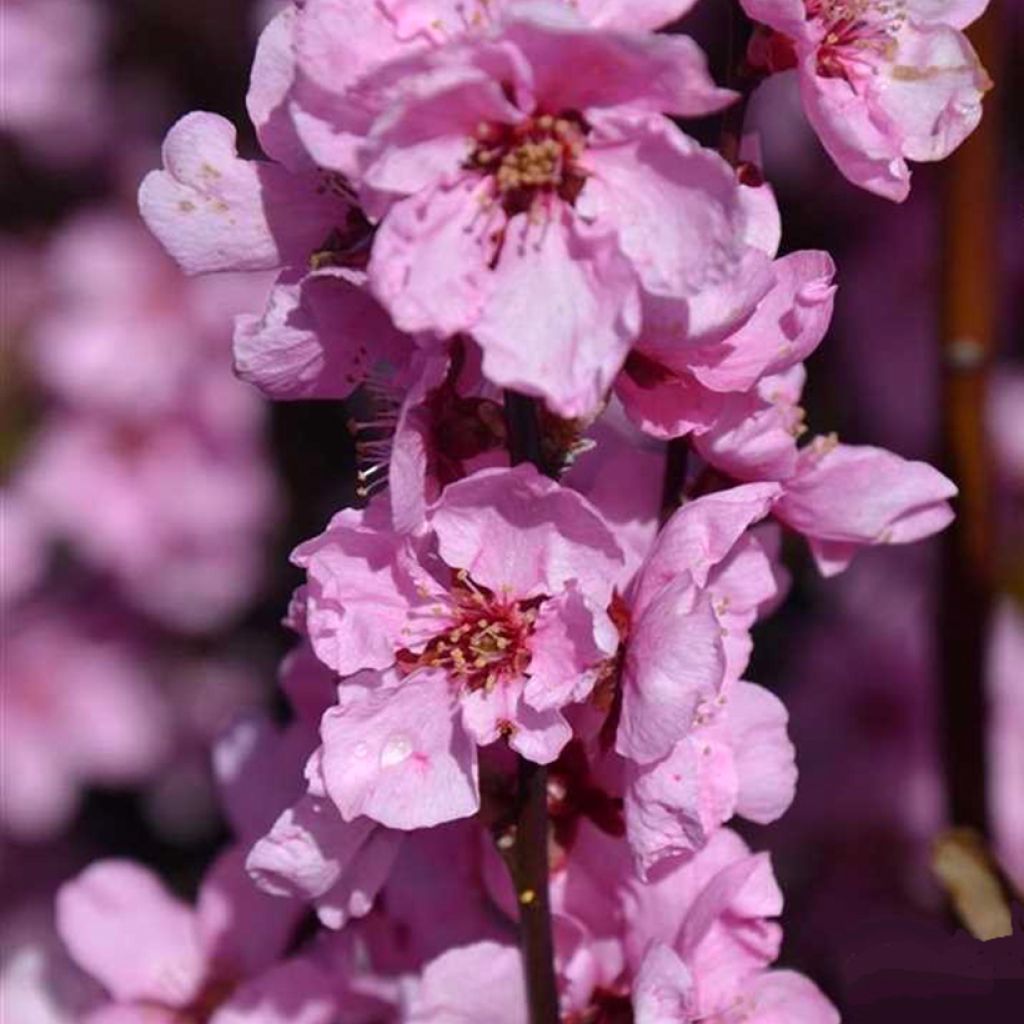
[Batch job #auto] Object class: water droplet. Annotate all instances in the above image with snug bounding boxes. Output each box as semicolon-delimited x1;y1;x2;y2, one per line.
380;735;413;768
353;742;370;759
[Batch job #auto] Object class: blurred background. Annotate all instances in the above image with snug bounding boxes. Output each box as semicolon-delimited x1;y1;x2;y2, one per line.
1;1;1021;1020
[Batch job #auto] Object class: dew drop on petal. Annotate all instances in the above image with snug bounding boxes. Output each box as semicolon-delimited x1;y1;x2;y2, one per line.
380;734;414;768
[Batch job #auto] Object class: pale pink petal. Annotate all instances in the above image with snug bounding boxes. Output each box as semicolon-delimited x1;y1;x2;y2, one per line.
501;10;734;116
688;251;836;392
737;970;841;1024
246;795;398;929
580;113;750;300
293;505;424;675
692;389;802;482
617;581;727;764
632;943;695;1024
234;270;410;400
56;862;205;1008
773;442;957;560
616;359;729;441
679;853;783;1015
474;209;640;418
906;0;988;29
359;63;522;210
740;0;810;38
430;464;625;600
139;113;349;274
319;669;479;829
247;5;307;168
625;735;738;874
524;584;619;711
571;0;701;30
635;483;781;607
368;177;500;336
728;681;797;824
798;60;909;202
507;702;573;764
295;0;415;99
406;943;526;1024
877;23;988;163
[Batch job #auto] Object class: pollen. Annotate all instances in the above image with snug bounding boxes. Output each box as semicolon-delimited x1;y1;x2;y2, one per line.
401;570;541;693
468;112;589;215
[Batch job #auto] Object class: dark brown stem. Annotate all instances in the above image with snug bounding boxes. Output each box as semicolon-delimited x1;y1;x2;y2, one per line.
937;9;1001;838
718;4;755;169
502;389;561;1024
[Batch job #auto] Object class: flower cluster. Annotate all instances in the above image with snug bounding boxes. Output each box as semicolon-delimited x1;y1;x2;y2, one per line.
41;0;991;1021
1;211;279;844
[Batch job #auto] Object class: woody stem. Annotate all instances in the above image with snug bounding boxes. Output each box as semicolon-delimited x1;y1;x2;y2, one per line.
937;9;1000;840
502;390;561;1024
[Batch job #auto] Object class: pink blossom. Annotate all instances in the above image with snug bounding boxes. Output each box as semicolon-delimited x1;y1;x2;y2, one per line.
614;484;785;763
56;853;343;1024
771;434;957;573
0;0;110;167
624;678;797;874
617;247;836;441
689;364;957;574
1;608;170;842
20;411;276;632
743;0;991;199
294;465;624;826
0;485;48;605
410;829;837;1022
138;107;409;403
286;0;769;416
228;646;407;930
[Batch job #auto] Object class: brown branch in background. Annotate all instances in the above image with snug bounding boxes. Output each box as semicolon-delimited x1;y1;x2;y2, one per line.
936;7;1000;843
501;390;561;1024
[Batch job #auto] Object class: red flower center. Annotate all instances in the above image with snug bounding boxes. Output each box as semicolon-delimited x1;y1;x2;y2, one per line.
401;571;539;693
468;112;589;215
806;0;906;79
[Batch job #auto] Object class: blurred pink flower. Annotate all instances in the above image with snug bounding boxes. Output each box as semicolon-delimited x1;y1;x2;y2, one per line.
0;0;110;167
1;608;170;842
56;852;344;1024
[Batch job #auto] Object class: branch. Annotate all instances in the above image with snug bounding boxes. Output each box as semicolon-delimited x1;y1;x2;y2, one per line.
937;7;1000;840
501;389;561;1024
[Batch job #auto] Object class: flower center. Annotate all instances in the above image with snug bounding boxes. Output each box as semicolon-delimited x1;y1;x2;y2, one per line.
806;0;906;79
468;113;589;215
403;571;539;692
